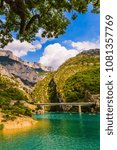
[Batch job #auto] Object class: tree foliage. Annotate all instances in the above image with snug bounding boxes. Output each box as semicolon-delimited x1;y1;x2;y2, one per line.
63;66;100;102
0;0;99;48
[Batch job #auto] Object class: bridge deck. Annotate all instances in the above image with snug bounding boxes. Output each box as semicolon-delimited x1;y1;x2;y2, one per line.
36;102;95;106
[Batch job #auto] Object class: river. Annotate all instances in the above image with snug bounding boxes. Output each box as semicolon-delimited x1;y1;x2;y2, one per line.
0;113;100;150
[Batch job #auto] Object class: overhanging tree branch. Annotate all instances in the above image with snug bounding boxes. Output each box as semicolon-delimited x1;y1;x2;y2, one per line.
0;0;4;7
4;0;28;34
0;0;100;48
25;14;40;31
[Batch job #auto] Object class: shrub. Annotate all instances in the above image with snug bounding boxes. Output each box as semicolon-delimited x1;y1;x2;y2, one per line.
0;124;4;130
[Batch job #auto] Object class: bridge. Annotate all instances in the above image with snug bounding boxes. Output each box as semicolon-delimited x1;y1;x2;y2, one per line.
35;102;95;114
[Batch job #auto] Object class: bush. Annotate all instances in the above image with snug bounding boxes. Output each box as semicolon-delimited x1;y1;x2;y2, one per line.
0;75;28;102
1;100;32;118
0;124;4;130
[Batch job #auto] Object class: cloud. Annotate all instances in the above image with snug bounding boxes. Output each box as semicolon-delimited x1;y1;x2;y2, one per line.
39;43;78;70
3;39;42;57
71;40;100;52
39;40;100;70
2;36;100;70
36;28;54;44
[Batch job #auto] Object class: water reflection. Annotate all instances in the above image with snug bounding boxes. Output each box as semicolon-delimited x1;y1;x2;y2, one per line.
0;113;100;150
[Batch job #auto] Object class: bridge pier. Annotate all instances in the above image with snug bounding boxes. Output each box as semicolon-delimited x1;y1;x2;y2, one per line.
36;102;95;114
41;105;45;112
79;105;82;114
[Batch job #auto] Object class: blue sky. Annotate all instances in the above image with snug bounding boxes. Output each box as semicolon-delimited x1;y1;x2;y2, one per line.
1;4;100;69
22;5;100;64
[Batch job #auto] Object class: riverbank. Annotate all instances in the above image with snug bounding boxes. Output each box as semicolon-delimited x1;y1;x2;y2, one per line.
0;112;38;130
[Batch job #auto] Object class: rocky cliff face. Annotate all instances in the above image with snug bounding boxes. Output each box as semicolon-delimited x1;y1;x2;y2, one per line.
81;49;100;55
0;50;52;87
0;50;53;71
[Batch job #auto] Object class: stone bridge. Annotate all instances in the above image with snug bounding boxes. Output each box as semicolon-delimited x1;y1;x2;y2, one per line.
35;102;96;114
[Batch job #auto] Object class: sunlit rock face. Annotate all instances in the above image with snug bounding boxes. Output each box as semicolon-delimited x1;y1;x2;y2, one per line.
0;50;53;87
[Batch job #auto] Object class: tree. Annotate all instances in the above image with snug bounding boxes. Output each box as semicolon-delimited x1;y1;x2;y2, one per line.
48;78;59;103
0;0;99;48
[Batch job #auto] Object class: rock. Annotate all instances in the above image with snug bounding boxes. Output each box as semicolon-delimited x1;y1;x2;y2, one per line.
0;50;53;87
81;49;100;55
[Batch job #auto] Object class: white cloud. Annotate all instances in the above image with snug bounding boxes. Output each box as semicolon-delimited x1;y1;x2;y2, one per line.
71;40;100;52
2;35;100;70
39;40;100;70
3;39;42;57
39;43;78;70
36;28;54;44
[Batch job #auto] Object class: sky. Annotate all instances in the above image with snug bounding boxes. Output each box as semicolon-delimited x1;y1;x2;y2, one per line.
1;4;100;70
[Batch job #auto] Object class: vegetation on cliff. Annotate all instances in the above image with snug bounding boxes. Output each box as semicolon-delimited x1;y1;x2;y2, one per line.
0;75;28;101
0;74;32;119
32;49;100;104
63;67;99;102
0;124;4;130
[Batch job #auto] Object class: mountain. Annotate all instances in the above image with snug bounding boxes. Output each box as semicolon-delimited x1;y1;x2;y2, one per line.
0;73;35;121
0;50;53;87
0;50;53;119
32;49;100;111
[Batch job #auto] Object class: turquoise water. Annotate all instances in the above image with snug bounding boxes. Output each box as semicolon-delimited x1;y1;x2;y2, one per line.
0;113;100;150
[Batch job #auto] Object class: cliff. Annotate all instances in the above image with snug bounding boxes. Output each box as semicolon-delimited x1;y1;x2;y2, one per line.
0;50;53;87
32;49;100;112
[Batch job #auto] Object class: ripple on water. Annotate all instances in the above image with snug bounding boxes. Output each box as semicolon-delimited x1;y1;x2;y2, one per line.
0;113;100;150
